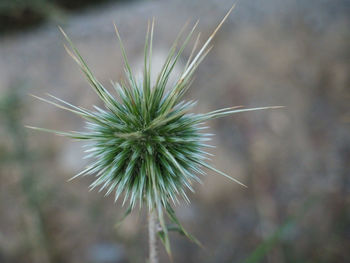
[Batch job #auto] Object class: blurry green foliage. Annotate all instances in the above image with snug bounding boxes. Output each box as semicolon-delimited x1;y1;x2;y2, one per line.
0;84;59;262
242;198;317;263
0;0;138;33
0;0;57;32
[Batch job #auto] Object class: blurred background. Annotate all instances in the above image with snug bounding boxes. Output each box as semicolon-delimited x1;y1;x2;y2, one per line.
0;0;349;262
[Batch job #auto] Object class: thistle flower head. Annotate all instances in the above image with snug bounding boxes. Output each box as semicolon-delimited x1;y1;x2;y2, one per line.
27;5;281;254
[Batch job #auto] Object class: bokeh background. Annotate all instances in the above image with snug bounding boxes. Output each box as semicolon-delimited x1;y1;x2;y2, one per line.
0;0;349;262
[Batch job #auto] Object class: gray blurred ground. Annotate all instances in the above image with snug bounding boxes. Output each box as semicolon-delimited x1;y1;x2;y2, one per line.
0;0;349;262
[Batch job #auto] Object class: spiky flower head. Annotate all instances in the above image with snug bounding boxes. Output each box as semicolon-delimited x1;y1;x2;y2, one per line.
28;5;280;254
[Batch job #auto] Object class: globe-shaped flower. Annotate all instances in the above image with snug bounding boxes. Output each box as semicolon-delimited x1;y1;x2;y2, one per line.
28;6;280;256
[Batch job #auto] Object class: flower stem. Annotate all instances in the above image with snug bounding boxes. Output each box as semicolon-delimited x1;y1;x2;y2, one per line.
148;210;158;263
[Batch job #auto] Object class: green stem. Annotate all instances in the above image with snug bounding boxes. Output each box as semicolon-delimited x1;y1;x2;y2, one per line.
148;210;158;263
